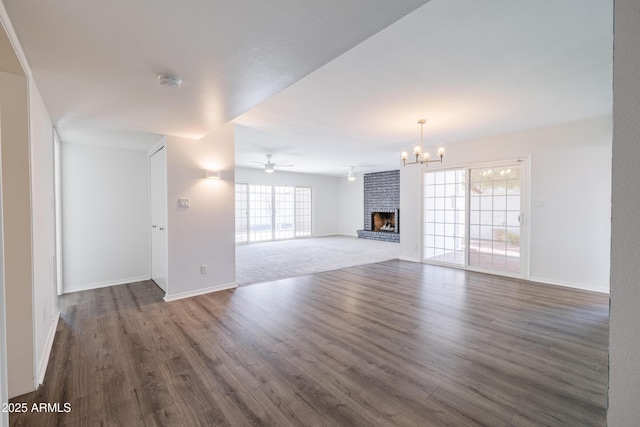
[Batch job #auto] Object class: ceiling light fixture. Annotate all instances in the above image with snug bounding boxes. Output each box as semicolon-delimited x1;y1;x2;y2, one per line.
401;119;444;167
251;154;293;173
347;167;356;181
158;74;182;88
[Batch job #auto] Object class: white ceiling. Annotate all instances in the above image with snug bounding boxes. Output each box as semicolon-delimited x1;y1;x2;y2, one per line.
3;0;612;176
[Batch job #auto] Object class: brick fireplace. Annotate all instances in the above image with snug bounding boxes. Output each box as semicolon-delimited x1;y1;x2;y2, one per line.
357;170;400;243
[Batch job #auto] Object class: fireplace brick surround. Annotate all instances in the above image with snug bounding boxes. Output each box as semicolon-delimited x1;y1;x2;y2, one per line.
357;170;400;243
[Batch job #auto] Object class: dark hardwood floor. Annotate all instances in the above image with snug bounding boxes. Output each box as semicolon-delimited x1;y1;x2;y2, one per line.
10;260;609;426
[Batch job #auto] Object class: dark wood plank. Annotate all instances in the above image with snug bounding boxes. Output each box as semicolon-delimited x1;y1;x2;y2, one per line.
9;261;609;426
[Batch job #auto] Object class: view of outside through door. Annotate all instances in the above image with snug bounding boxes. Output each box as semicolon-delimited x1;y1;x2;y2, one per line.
235;184;312;243
424;163;522;276
469;166;521;273
424;169;466;265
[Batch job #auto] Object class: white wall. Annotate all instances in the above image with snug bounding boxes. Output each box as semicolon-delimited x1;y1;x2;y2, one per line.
401;117;612;293
61;143;150;292
28;82;58;385
235;167;341;237
399;158;422;261
338;174;363;236
609;0;640;423
164;124;236;300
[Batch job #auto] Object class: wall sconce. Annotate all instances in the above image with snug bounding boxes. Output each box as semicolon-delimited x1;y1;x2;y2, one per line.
204;169;221;180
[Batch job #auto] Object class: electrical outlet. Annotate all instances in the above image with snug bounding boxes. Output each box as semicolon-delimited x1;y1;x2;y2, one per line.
178;198;190;208
200;265;207;274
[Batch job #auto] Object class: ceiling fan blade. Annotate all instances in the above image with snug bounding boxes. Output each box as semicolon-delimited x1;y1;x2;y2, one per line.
250;161;265;165
277;164;294;167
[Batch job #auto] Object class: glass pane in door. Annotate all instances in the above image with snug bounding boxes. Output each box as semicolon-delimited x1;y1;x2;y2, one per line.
235;183;248;243
295;187;312;237
424;169;466;265
248;184;273;242
469;166;521;273
274;186;294;239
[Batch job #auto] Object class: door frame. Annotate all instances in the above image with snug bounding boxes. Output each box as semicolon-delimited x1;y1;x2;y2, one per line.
422;156;531;280
148;144;168;292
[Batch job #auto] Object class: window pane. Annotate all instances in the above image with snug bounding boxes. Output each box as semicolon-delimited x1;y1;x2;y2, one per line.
295;187;312;237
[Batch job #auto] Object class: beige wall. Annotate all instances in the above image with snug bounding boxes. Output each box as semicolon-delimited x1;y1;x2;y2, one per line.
0;71;34;397
29;80;59;386
609;0;640;424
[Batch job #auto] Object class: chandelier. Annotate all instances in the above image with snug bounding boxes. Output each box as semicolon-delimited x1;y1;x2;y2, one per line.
401;119;445;166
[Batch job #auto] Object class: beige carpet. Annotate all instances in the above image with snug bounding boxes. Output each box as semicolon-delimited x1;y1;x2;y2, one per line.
236;235;399;286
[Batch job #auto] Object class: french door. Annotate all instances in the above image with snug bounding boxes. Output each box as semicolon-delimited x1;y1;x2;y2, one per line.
424;161;526;277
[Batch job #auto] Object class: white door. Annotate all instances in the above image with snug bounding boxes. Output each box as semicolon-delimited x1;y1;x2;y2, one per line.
150;147;167;292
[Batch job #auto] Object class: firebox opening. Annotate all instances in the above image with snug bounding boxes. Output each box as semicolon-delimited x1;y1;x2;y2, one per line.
372;212;396;232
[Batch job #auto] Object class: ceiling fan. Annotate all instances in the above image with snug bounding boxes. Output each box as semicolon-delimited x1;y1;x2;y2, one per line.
345;166;357;181
251;154;294;173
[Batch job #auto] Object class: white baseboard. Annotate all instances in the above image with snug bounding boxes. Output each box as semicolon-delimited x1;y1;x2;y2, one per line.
63;275;151;294
393;261;609;294
399;256;421;263
37;311;59;386
529;276;610;294
164;282;237;302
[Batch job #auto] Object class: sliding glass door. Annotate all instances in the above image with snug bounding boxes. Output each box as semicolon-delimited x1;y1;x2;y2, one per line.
468;166;521;274
424;162;526;277
274;186;294;240
235;184;312;243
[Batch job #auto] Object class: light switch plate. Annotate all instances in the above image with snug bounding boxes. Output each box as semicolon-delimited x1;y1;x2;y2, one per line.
178;198;190;208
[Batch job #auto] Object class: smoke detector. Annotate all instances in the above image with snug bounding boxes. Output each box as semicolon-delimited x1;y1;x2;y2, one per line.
158;74;182;88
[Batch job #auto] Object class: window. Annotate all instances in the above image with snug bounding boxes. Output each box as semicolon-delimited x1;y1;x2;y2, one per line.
235;184;312;243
